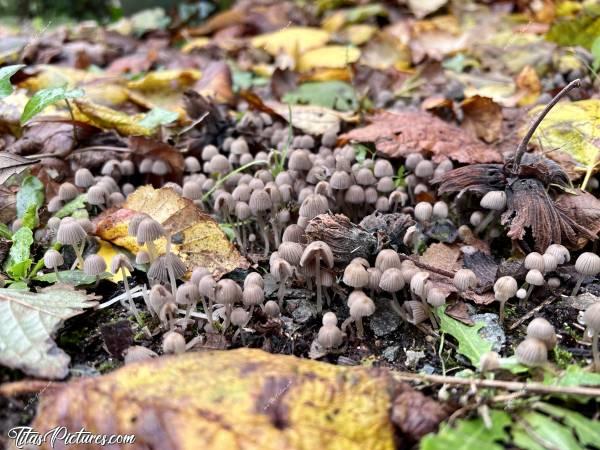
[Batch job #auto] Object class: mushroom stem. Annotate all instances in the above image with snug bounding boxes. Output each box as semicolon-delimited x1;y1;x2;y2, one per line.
355;317;365;339
277;276;287;308
223;304;232;333
341;317;353;333
200;296;212;325
522;284;534;306
73;241;85;270
592;330;599;372
571;275;584;297
53;266;62;283
421;298;438;329
474;211;498;235
315;255;323;313
391;292;403;315
499;299;507;323
184;300;197;328
256;215;270;257
141;284;154;318
164;236;178;299
271;216;281;249
122;267;144;328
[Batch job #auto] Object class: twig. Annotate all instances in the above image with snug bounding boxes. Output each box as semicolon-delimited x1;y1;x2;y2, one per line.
512;79;581;174
392;371;600;397
509;295;558;331
0;380;61;397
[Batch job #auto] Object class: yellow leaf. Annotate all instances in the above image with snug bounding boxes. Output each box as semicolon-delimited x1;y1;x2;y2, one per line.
95;186;248;278
73;98;152;136
297;45;361;72
266;101;355;135
339;24;377;46
32;349;397;450
250;27;330;57
18;65;102;91
96;240;129;282
526;99;600;185
127;69;201;92
181;37;211;53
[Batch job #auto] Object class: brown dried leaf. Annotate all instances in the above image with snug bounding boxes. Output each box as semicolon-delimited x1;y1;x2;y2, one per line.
31;349;447;449
419;243;462;273
340;111;502;163
555;189;600;239
433;164;505;196
461;95;503;143
193;61;234;104
445;301;474;325
95;186;248;278
0;152;39;185
129;136;185;181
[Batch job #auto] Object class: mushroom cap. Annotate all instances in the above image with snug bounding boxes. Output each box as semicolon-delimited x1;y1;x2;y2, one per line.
270;258;293;281
215;279;242;305
410;271;430;298
404;300;427;324
110;254;133;274
453;268;478;292
432;201;448;219
162;331;186;354
299;194;329;219
166;253;187;278
322;312;338;327
414;159;434;179
493;276;518;301
317;325;343;349
542;253;558;273
405;153;423;170
58;182;79;202
149;284;173;314
414;202;433;222
389;190;408;208
516;288;527;299
148;258;168;282
136;218;165;244
525;269;544;286
108;192;125;207
374;159;394;178
526;317;557;350
243;284;264;306
151;160;170;176
86;185;109;206
470;211;484;227
288;150;312;171
343;263;369;288
124;346;158;364
74;168;95;188
582;302;600;331
201;144;219;161
350;257;369;268
344;184;365;204
47;196;63;213
83;254;106;276
575;252;600;276
56;218;87;245
120;160;136;176
231;137;249;155
379;268;405;292
234;202;251;220
243;272;264;289
515;337;548;367
128;214;149;237
367;267;382;291
43;249;63;269
249;189;272;215
545;244;570;264
182;181;203;200
300;241;334;269
282;224;305;243
354;168;375;187
230;307;249;327
263;300;280;318
136;250;150;265
176;282;200;305
232;184;252;202
191;267;211;286
184;156;201;173
427;288;447;307
349;295;375;318
198;275;216;299
375;249;401;271
524;252;545;272
329;171;352;190
480;190;506;210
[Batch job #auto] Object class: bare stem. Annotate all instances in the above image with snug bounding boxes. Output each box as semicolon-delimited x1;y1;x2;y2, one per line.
512;79;581;174
571;275;584;298
592;331;599;372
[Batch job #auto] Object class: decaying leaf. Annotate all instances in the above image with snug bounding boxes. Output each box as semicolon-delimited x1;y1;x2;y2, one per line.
460;95;503;143
95;185;248;277
73;98;153;136
433;164;506;196
266;101;355;135
32;348;448;449
0;152;39;185
340;111;502;163
250;27;330;57
501;178;595;251
297;45;361;72
0;285;98;379
419;243;461;273
555;189;600;238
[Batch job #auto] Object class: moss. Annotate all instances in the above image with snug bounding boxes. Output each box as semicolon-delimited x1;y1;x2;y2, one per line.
552;346;574;369
96;359;119;374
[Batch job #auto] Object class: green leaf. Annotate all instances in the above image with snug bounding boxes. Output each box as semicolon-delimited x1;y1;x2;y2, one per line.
4;227;34;280
394;165;406;188
534;403;600;447
20;87;84;124
138;107;179;129
592;36;600;71
544;364;600;388
498;356;530;374
232;69;268;92
0;64;25;98
54;194;87;219
219;223;236;241
546;12;600;50
16;175;44;228
421;409;510;450
35;270;111;286
515;412;584;450
0;223;12;239
437;305;493;366
283;81;358;112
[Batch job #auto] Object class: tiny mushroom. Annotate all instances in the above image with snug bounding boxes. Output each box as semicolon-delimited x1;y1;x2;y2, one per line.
523;269;544;305
494;276;518;323
300;241;334;313
571;252;600;297
83;254;106;285
476;190;506;233
526;317;557;350
515;337;548;367
43;249;63;281
317;312;344;350
582;303;600;371
111;254;142;325
162;331;186;354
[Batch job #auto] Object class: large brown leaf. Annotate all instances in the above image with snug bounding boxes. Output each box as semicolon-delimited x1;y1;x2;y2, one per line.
555;189;600;240
339;111;502;163
31;349;448;450
433;164;505;196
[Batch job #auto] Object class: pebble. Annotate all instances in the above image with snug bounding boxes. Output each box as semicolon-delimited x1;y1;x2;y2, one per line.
382;345;401;363
369;301;401;337
472;313;505;352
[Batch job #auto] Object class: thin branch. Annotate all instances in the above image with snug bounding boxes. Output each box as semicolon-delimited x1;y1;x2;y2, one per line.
512;79;581;174
392;371;600;397
509;295;558;331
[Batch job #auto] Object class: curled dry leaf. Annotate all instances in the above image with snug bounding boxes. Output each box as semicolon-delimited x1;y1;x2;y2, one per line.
266;101;355;135
95;185;248;278
555;189;600;239
32;348;448;449
0;285;98;379
460;95;503;143
340;111;502;163
0;152;39;185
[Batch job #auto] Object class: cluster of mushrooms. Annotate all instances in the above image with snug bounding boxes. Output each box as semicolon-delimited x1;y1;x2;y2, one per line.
29;106;600;372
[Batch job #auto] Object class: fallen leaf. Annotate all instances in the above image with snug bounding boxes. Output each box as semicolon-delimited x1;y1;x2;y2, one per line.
461;95;503;143
32;348;447;449
0;64;24;98
0;152;39;185
126;69;201;92
555;189;600;239
73;98;152;136
250;27;330;57
407;0;448;19
515;65;541;106
0;285;97;379
282;81;358;112
193;61;234;104
410;16;468;63
266;101;355;135
445;302;474;326
340;111;502;163
95;185;248;278
297;45;361;72
419;243;461;273
96;240;129;282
